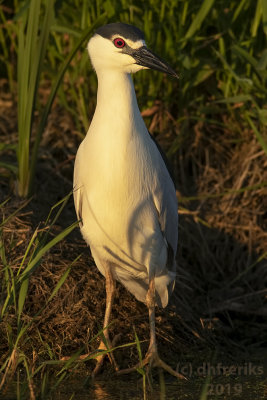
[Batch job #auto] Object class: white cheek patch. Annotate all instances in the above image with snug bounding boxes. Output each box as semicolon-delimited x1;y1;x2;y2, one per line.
128;39;146;49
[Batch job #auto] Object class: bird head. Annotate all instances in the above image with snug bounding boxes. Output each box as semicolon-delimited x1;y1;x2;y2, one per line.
88;22;178;78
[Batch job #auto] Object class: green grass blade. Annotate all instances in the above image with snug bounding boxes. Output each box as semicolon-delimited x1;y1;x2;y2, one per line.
17;278;29;324
0;199;30;229
44;191;73;228
214;94;252;104
185;0;214;39
179;182;267;203
0;198;10;209
262;0;267;34
251;0;262;37
199;376;211;400
47;254;82;303
1;267;16;318
18;221;79;283
229;251;267;285
246;114;267;155
232;0;248;22
0;161;18;174
17;0;42;197
233;44;265;82
16;0;55;197
29;13;107;194
17;228;38;275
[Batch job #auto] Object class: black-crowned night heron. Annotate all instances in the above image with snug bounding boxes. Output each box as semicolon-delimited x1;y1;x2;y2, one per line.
73;23;182;378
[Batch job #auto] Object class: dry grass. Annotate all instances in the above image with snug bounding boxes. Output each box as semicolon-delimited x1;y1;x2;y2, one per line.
0;83;266;397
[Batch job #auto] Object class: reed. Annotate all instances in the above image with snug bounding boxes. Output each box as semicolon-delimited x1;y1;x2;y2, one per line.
15;0;106;197
1;0;266;195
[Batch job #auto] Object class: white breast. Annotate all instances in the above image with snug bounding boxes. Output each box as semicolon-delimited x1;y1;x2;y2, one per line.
73;70;177;307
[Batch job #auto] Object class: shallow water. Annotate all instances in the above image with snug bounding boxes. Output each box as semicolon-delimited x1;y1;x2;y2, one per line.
2;371;266;400
51;375;266;400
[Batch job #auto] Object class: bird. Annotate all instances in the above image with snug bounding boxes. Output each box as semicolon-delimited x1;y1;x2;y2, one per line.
73;22;182;378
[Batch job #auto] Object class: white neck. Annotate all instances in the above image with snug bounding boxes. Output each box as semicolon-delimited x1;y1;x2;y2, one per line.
88;70;145;140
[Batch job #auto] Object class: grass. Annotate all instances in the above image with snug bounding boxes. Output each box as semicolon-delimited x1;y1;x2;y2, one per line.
0;0;267;399
0;194;80;397
1;0;267;194
16;1;107;197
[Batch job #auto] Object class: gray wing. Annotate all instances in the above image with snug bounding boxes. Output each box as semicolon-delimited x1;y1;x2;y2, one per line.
148;131;176;187
151;139;178;307
150;135;178;274
150;135;178;307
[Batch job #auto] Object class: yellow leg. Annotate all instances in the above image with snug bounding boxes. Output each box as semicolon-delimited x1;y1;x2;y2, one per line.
117;278;186;379
61;268;119;375
92;268;119;377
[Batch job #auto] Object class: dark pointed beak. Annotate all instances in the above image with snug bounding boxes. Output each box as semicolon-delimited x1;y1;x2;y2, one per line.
131;46;178;78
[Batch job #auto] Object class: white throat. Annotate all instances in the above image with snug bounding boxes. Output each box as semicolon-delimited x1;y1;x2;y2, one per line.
88;70;145;142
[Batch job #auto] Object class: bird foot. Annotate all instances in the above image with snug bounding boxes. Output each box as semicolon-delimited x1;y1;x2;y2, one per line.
117;349;186;380
92;334;120;377
60;333;121;377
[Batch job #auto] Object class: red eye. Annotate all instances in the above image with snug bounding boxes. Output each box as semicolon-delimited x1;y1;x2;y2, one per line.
114;38;125;48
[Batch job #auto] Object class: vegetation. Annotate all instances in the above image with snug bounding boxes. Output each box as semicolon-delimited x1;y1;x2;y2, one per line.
0;0;266;399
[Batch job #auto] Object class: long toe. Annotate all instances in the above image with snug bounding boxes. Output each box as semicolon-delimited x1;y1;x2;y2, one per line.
117;350;186;380
60;337;119;376
92;335;120;377
152;353;186;380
